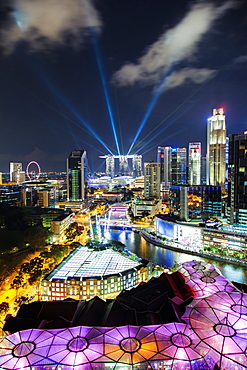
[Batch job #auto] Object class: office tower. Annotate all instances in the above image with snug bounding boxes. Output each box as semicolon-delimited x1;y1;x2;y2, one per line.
105;155;115;177
67;149;88;201
119;156;128;176
201;157;207;185
144;162;160;199
157;146;165;182
228;132;247;224
157;146;172;186
132;154;142;177
207;108;226;189
188;142;201;185
171;148;187;185
9;162;24;183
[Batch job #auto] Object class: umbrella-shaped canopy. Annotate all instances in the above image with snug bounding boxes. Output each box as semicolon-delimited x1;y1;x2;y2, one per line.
177;261;221;281
0;328;56;369
186;273;236;298
182;291;247;369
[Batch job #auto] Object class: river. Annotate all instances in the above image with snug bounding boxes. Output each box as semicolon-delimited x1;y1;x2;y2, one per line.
105;229;247;284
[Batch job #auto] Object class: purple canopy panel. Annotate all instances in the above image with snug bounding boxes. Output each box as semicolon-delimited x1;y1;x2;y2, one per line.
177;261;221;282
47;326;106;366
186;274;236;298
104;325;159;364
182;292;247;368
0;328;56;369
150;322;216;369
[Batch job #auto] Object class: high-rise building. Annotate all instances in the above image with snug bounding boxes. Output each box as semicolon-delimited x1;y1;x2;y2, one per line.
144;162;160;199
105;155;115;177
188;142;201;185
207;108;226;189
201;157;207;185
67;150;88;201
228;132;247;224
171;148;187;185
119;156;128;176
132;154;142;177
157;146;172;186
9;162;25;183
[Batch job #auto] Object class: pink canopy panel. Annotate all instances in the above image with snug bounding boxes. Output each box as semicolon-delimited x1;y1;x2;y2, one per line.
186;273;236;298
177;261;221;281
0;323;217;369
182;291;247;369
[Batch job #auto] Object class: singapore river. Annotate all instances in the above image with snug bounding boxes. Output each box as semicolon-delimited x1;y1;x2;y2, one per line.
106;229;247;284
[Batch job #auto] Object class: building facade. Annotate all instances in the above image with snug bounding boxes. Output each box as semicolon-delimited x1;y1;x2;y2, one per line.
207;108;226;189
132;154;142;177
105;155;115;177
171;148;187;185
144;162;161;199
67;149;88;201
228;132;247;224
188;142;201;185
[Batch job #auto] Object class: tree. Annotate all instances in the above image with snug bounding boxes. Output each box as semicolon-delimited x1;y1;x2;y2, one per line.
24;226;51;248
0;302;9;315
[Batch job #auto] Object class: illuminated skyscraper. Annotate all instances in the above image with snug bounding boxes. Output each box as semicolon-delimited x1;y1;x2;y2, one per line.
67;150;88;201
228;132;247;224
9;162;24;183
171;148;187;185
132;154;142;177
207;108;226;189
105;155;115;177
188;142;201;185
119;156;128;176
144;162;160;199
157;146;172;186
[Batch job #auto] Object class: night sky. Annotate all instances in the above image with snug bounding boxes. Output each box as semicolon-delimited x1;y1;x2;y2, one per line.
1;0;247;173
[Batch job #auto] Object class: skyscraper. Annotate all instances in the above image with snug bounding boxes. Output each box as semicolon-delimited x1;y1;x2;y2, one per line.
228;132;247;224
207;108;226;189
67;150;88;201
105;155;115;178
119;156;128;176
9;162;25;183
171;148;187;185
132;154;142;177
144;162;160;199
188;142;201;185
157;146;172;186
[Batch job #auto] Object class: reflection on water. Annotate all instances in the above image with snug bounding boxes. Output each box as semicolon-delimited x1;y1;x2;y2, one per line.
107;230;247;284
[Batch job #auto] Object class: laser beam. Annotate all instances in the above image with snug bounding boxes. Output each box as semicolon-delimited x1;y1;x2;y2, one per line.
89;26;121;155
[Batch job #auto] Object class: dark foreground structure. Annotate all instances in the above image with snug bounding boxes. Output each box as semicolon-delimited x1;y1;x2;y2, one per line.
1;261;246;370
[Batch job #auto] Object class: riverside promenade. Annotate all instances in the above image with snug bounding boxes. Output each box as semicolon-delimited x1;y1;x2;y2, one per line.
139;230;247;268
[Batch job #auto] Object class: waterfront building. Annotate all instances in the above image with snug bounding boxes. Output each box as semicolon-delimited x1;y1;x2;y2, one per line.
105;155;115;177
119;155;129;175
41;245;153;301
132;154;142;177
144;162;160;199
207;108;226;189
228;132;247;224
67;149;88;201
171;147;187;185
132;198;162;218
188;142;201;185
169;185;222;220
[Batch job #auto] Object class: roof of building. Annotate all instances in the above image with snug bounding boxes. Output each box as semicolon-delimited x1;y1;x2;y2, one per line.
45;245;143;282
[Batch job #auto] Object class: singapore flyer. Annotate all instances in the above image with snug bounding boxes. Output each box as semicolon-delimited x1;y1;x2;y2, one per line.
26;161;41;180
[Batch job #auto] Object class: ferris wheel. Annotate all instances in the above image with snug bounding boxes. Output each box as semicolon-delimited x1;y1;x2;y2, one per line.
26;161;41;180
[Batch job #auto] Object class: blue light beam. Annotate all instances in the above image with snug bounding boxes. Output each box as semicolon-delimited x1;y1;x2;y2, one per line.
127;63;175;155
89;26;121;155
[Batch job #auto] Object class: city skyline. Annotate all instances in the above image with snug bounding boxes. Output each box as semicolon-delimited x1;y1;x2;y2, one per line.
1;1;247;172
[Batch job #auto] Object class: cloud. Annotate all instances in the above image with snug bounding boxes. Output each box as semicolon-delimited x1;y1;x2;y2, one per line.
0;0;102;53
234;55;247;64
165;67;216;89
113;1;237;90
